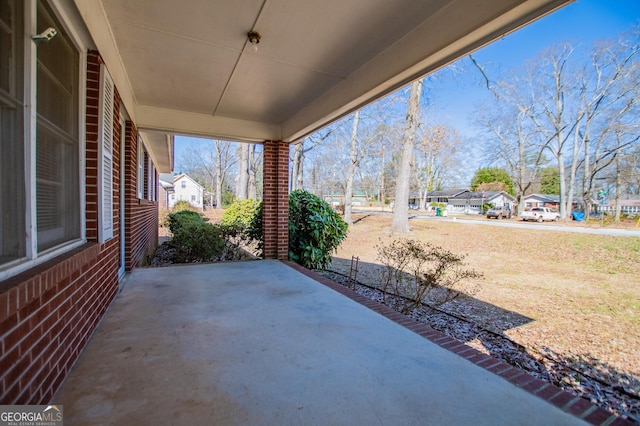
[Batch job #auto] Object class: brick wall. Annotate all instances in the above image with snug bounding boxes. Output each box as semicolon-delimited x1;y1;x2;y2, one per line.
263;140;289;260
0;51;120;404
124;122;159;271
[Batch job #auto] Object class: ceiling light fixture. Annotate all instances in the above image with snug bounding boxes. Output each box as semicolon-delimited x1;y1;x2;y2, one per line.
247;30;261;52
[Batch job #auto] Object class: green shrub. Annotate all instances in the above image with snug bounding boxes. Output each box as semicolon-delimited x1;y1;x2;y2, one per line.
221;199;260;229
247;201;264;254
288;190;348;270
167;210;224;262
246;191;348;269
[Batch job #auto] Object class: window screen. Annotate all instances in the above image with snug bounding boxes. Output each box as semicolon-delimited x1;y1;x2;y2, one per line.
0;0;26;266
36;1;80;251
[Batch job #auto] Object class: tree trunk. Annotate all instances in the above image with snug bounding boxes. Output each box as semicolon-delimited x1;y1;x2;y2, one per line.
558;151;567;219
614;151;622;222
214;141;225;208
291;142;303;191
236;144;249;199
248;144;257;200
566;130;582;220
391;79;423;234
344;111;360;225
215;168;223;209
379;145;385;206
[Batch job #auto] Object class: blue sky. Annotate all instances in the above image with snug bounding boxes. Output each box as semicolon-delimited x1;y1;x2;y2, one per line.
430;0;640;138
174;0;640;173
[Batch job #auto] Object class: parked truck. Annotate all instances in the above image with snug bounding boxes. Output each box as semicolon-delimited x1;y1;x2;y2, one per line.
520;207;560;222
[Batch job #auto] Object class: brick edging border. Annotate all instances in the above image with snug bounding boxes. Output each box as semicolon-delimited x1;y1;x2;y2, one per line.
283;261;633;426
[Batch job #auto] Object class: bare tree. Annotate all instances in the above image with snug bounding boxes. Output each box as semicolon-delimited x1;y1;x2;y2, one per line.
414;124;461;209
344;110;360;225
471;30;640;218
180;139;237;208
290;126;337;191
576;32;640;216
471;55;551;215
510;46;580;220
235;143;249;199
290;142;304;191
474;98;549;215
343;110;388;224
214;140;235;208
248;144;263;200
391;79;423;234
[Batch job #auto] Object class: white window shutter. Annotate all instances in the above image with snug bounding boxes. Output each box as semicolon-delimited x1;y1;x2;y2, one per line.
98;64;114;242
137;138;145;199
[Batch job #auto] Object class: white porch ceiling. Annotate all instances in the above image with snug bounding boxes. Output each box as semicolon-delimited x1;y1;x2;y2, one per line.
73;0;571;172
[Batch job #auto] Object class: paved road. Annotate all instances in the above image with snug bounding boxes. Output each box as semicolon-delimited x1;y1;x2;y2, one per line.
353;210;640;237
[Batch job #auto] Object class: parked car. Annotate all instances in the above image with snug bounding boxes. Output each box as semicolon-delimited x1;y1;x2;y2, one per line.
486;206;511;219
520;207;560;222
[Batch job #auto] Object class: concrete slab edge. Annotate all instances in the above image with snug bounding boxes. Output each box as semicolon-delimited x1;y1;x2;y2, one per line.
282;261;633;426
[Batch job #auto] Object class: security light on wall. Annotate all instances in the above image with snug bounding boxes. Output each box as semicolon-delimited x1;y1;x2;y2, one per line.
32;27;57;44
247;31;261;52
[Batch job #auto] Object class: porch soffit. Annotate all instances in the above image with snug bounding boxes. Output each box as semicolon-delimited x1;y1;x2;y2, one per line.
73;0;572;170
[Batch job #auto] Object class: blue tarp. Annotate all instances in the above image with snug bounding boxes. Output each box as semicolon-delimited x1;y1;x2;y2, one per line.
572;211;585;221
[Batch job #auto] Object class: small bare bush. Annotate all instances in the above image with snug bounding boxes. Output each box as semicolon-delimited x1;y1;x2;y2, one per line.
376;238;483;313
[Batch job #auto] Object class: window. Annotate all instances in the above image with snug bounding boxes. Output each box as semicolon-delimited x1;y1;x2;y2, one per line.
135;140;158;202
0;0;26;266
1;0;82;275
147;161;156;201
191;195;196;202
181;181;186;189
35;1;80;252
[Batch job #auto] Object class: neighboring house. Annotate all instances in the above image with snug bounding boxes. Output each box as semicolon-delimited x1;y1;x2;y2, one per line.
406;189;468;209
159;173;175;210
522;194;583;211
523;194;560;209
448;191;516;214
324;191;369;207
417;189;470;206
170;174;204;210
598;198;640;216
204;190;216;208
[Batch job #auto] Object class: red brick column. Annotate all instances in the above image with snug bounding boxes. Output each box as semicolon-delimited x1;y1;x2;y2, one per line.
263;140;289;260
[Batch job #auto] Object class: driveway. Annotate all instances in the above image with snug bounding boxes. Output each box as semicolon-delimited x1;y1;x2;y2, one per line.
427;216;640;237
352;210;639;237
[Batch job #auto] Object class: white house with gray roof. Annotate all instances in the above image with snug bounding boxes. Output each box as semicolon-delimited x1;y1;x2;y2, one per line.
169;174;204;210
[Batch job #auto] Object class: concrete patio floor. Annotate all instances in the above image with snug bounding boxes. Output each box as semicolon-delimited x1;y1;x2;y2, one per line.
54;260;590;425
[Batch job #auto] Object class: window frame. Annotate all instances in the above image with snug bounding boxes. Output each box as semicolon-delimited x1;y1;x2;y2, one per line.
0;0;87;281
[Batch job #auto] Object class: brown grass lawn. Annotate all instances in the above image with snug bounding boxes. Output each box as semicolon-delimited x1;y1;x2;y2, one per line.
329;214;640;387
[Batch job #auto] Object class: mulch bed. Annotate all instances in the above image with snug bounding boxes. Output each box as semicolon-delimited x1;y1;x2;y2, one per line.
320;269;640;424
